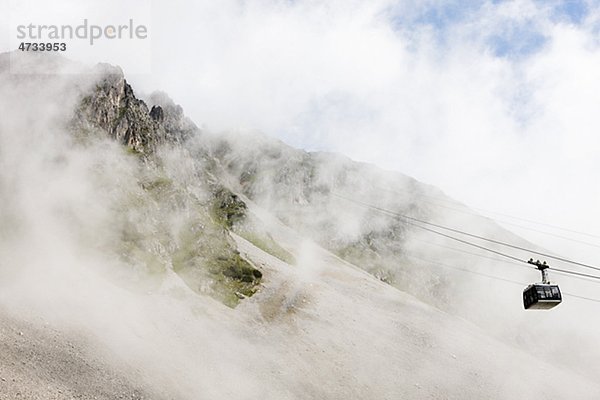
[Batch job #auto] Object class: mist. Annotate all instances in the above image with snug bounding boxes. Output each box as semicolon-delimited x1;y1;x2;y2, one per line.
0;54;269;398
124;0;600;265
1;43;599;400
3;0;599;259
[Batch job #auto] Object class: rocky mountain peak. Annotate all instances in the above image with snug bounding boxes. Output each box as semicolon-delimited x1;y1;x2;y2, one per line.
73;67;195;153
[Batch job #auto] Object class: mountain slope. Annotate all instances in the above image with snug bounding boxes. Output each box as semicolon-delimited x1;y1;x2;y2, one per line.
1;52;598;399
1;216;598;399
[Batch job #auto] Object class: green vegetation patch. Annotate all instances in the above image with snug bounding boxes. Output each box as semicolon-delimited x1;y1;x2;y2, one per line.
212;187;247;228
172;217;262;308
114;165;262;308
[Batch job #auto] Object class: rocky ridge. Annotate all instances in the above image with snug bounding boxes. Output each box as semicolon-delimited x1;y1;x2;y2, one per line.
68;60;532;312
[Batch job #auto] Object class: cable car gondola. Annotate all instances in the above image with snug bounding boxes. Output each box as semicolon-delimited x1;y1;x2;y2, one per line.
523;259;562;310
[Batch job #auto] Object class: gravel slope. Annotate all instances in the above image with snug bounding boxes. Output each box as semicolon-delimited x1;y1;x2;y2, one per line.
0;311;167;400
0;209;598;399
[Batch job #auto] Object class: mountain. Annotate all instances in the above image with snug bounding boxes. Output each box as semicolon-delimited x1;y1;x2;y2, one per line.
0;52;598;399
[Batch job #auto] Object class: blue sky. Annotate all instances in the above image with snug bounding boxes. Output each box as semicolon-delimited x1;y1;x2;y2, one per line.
389;0;591;57
547;0;589;23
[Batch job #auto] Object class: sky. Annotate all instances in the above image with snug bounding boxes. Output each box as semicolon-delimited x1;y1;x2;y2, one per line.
1;0;600;261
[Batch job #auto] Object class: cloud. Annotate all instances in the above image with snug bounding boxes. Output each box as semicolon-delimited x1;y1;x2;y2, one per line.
2;0;599;259
132;0;600;260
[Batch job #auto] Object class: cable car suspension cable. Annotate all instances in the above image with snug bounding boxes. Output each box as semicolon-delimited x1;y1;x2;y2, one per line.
333;193;600;274
333;193;600;281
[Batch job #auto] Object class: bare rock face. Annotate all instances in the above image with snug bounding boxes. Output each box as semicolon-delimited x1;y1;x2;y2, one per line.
149;105;164;122
74;65;195;153
148;91;198;144
66;62;261;307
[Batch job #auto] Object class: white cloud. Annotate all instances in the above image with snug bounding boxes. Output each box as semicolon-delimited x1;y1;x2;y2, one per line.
2;0;600;259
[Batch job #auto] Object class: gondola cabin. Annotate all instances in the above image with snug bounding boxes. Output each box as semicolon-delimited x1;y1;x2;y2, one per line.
523;283;562;310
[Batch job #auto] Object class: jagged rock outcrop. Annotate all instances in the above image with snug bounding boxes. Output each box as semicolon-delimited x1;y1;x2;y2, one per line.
73;65;196;153
212;188;248;229
149;105;164;122
67;62;261;307
148;91;198;143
